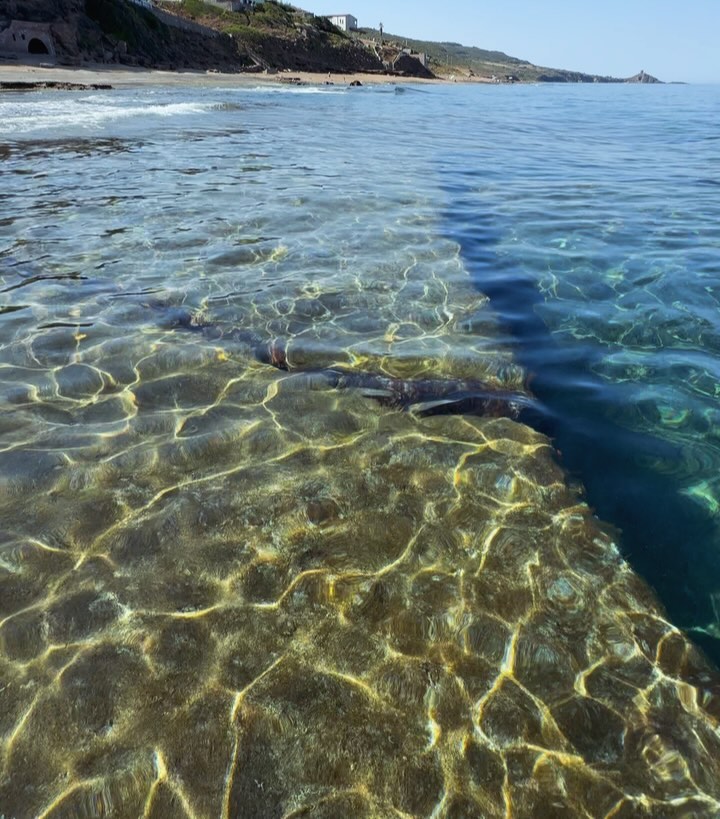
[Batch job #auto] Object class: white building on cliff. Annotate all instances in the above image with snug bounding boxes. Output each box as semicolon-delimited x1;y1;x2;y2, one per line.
204;0;257;9
328;14;358;32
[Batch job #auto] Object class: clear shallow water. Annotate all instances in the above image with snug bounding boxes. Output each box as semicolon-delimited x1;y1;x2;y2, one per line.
1;82;720;817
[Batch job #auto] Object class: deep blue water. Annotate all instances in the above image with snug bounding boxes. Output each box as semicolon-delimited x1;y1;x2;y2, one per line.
1;80;720;667
437;83;720;662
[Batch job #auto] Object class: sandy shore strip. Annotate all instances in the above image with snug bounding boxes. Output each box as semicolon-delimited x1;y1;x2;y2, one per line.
0;62;474;89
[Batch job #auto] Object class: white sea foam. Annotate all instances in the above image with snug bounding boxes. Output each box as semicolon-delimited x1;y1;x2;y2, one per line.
246;84;347;95
0;96;213;135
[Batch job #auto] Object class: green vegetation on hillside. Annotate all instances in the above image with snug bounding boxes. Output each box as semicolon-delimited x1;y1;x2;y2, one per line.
164;0;344;44
85;0;160;48
81;0;235;64
173;0;294;29
76;0;246;68
359;26;621;82
155;0;381;71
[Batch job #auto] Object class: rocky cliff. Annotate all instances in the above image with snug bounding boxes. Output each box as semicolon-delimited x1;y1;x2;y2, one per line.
0;0;382;73
1;0;245;69
155;1;382;74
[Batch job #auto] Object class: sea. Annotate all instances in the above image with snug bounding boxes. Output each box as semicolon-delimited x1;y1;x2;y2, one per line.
1;81;720;817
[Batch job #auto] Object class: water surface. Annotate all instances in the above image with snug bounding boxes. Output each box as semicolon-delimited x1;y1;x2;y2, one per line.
1;82;720;817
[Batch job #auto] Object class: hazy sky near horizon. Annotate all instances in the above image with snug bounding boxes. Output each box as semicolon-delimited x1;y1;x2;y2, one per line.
308;0;719;83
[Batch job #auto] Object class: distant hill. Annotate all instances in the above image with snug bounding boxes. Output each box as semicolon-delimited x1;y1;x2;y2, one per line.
358;27;629;83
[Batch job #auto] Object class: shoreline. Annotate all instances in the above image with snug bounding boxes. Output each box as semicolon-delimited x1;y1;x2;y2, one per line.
0;62;496;89
0;62;439;89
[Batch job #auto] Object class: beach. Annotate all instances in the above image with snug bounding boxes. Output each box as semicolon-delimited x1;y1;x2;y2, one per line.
0;62;461;89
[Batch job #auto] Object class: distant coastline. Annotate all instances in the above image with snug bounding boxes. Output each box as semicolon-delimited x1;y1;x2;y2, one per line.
0;0;662;85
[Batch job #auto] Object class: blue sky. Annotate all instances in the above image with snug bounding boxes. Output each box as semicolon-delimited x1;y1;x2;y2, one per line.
308;1;719;83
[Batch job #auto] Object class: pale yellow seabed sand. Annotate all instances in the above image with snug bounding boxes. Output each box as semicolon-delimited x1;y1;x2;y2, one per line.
0;64;719;818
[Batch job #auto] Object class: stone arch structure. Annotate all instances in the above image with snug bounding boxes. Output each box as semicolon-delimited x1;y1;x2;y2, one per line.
28;37;50;55
0;21;56;60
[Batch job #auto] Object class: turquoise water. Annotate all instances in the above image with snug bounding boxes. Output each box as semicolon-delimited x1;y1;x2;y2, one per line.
439;84;720;658
1;82;720;816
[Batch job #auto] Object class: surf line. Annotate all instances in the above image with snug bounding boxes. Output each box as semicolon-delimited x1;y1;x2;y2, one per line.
449;204;720;665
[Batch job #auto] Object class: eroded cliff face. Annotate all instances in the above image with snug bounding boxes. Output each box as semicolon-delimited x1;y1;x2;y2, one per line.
1;0;383;72
243;28;382;74
1;0;247;70
1;0;79;61
2;0;82;23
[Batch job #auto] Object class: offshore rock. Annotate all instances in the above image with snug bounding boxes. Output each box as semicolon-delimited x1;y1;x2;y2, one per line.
627;69;662;83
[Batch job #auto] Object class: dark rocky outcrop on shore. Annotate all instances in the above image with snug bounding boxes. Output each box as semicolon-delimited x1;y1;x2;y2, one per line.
392;52;434;79
0;79;113;89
